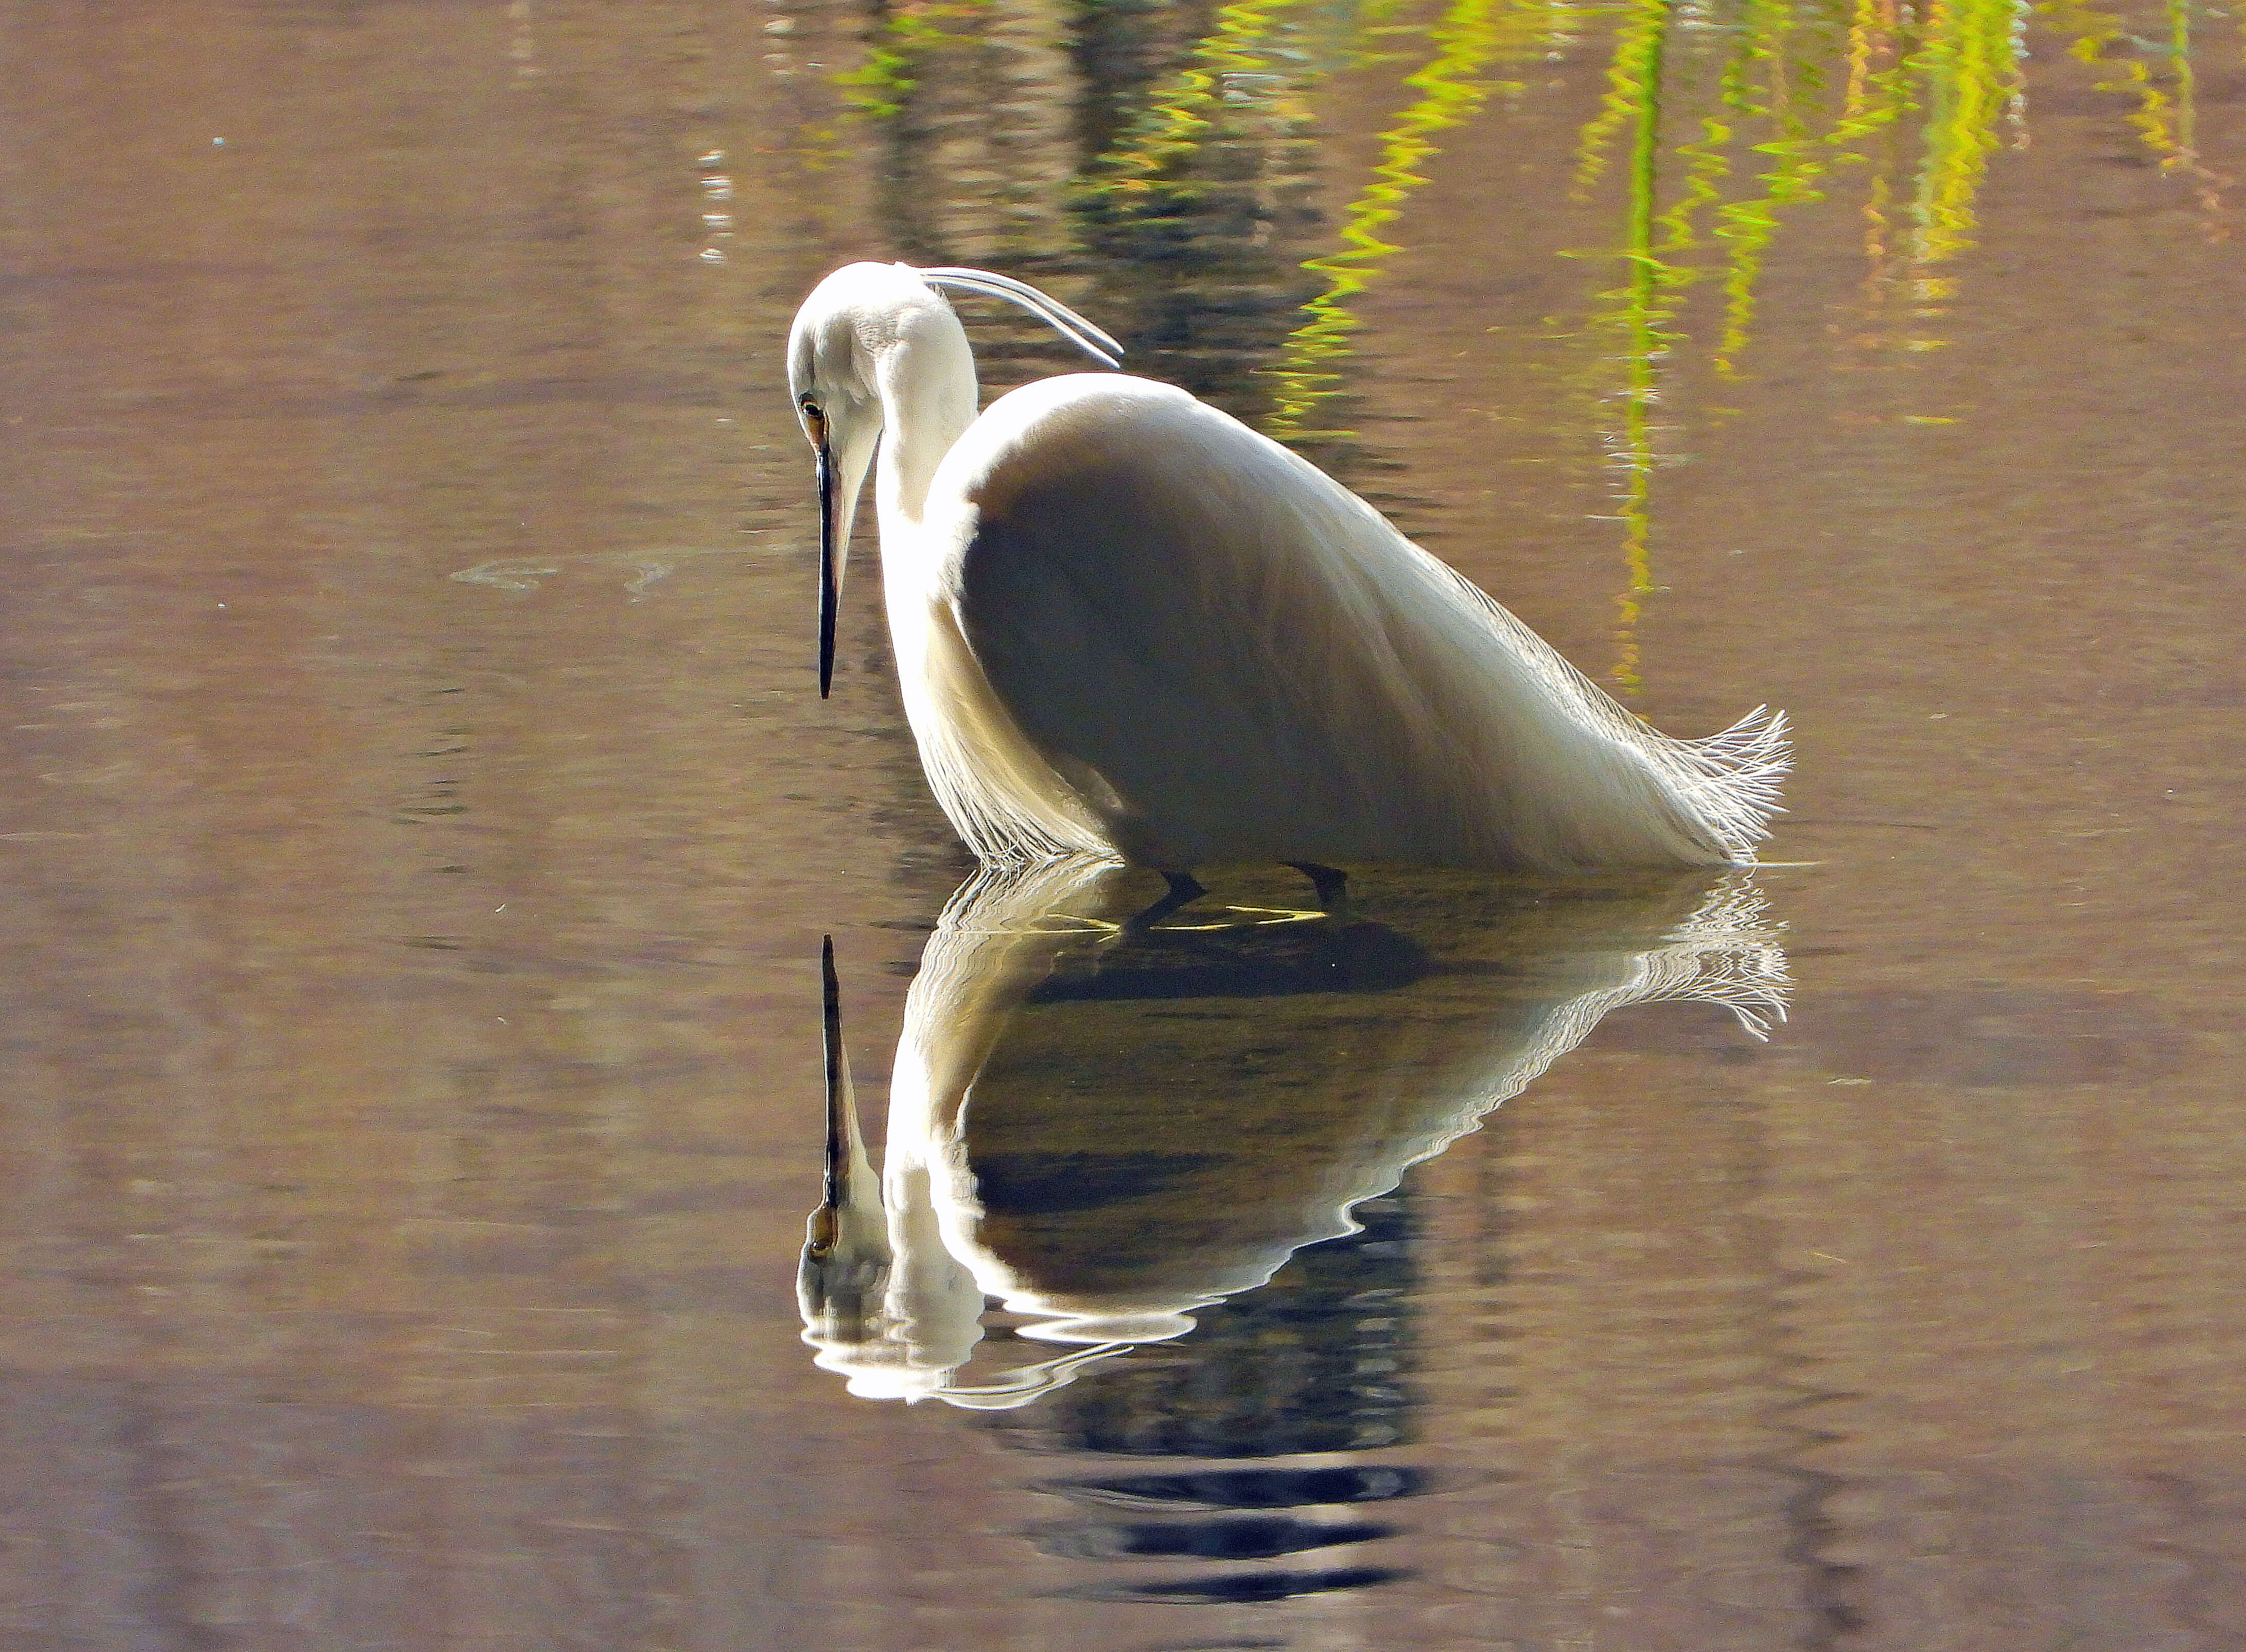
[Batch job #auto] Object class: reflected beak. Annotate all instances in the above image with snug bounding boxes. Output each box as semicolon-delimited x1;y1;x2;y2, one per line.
816;932;852;1239
800;936;891;1331
816;437;838;699
808;934;880;1254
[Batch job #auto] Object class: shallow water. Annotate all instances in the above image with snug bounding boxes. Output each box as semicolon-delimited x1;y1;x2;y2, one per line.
4;2;2243;1648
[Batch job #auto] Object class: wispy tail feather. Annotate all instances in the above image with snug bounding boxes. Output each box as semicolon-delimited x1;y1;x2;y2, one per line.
1660;704;1793;862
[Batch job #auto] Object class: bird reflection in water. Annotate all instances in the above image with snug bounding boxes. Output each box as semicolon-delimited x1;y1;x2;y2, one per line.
799;856;1787;1408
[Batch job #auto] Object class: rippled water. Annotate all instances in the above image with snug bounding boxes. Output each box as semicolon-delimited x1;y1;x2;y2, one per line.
4;2;2243;1648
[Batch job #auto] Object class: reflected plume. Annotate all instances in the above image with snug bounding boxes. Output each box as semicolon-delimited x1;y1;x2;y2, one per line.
801;857;1786;1408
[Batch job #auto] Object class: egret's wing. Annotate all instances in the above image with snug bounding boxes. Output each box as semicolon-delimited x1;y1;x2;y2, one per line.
937;375;1477;867
931;376;1776;872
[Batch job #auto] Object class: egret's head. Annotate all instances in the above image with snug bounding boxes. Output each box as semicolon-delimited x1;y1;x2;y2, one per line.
787;261;1124;697
787;263;911;697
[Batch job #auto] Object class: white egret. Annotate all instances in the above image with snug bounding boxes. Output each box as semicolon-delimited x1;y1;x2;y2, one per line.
787;262;1787;907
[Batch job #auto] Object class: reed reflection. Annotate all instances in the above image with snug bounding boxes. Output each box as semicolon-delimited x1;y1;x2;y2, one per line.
800;857;1787;1410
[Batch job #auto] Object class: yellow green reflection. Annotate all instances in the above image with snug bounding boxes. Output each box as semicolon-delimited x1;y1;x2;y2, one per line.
1086;0;1319;193
1261;0;1540;441
833;0;998;120
1562;0;2215;682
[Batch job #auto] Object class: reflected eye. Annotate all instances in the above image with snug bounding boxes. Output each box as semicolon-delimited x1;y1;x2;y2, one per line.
805;1206;838;1258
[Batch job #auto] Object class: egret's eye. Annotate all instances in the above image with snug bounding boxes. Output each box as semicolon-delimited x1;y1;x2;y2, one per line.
798;395;826;441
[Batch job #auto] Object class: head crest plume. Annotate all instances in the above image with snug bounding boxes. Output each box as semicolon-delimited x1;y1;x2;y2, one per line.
916;266;1125;370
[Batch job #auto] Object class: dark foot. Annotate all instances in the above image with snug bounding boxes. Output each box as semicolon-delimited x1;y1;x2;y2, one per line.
1126;870;1207;933
1285;860;1349;911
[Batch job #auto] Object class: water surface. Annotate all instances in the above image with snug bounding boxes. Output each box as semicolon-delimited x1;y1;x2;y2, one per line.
3;2;2242;1648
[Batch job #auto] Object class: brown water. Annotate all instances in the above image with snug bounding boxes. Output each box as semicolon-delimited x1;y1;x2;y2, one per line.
4;2;2243;1648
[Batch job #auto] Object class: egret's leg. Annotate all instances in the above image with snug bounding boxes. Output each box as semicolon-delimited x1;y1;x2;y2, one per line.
1286;861;1349;912
1126;870;1207;933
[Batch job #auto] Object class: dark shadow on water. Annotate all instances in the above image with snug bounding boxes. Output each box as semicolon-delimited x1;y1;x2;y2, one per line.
970;1150;1231;1216
1051;1564;1414;1603
1029;1512;1395;1560
1044;1464;1433;1512
1028;918;1431;1001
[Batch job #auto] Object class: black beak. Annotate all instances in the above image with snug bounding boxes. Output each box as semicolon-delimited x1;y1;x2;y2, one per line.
816;440;838;698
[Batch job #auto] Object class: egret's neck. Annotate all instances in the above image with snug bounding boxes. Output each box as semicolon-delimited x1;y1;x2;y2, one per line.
873;315;980;533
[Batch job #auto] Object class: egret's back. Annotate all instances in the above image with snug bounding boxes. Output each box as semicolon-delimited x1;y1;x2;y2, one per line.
919;375;1784;874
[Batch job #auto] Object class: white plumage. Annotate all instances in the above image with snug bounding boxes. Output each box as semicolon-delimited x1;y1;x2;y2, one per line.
788;261;1786;879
